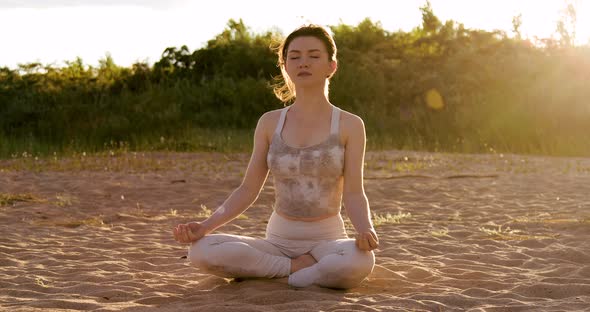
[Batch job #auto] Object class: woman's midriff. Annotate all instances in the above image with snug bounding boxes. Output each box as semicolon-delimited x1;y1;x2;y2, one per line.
275;210;340;222
266;211;349;241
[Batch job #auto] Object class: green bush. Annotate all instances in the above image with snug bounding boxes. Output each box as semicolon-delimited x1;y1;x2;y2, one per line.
1;10;589;158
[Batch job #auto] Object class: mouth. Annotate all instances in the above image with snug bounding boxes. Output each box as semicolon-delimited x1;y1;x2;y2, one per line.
297;71;312;77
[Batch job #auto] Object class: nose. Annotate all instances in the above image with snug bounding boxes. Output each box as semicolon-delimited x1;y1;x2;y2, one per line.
298;57;310;68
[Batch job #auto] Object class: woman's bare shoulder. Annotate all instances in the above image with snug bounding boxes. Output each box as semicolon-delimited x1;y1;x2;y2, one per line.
262;107;285;119
257;107;286;141
336;107;365;133
259;107;284;127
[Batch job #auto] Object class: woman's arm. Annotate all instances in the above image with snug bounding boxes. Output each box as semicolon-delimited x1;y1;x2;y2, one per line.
342;114;379;251
199;112;273;234
173;111;273;245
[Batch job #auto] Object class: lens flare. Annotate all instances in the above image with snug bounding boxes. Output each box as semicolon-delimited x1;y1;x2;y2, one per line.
425;88;444;110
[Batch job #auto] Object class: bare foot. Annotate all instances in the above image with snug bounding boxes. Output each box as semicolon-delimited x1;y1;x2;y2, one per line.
290;254;317;274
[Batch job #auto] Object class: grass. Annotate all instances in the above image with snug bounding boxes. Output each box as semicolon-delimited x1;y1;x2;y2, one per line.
3;124;590;164
3;129;590;176
194;204;248;220
0;146;252;175
510;214;590;225
55;193;77;207
373;211;412;227
430;228;450;238
35;277;50;288
0;193;45;206
196;204;213;218
0;128;254;160
479;225;557;240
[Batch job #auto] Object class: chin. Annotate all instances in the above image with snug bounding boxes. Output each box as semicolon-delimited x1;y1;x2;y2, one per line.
294;78;324;88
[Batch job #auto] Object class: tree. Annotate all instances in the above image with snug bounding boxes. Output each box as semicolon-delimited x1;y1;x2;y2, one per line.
512;13;523;40
420;0;442;35
556;1;577;46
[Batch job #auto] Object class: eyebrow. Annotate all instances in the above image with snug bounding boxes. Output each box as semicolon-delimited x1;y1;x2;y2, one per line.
288;49;321;54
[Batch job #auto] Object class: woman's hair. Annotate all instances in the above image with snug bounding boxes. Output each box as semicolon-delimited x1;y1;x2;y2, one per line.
272;24;338;104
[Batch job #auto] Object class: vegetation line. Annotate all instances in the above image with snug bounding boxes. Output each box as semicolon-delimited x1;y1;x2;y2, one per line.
1;3;588;158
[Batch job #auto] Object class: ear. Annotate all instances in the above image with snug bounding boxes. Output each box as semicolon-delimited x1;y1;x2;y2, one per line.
328;59;338;78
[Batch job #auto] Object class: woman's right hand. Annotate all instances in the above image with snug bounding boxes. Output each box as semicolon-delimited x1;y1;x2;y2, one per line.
173;222;207;244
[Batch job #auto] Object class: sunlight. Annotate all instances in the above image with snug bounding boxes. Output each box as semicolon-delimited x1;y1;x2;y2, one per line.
430;0;590;44
1;0;590;69
575;0;590;44
515;1;563;40
0;5;207;69
510;0;590;45
425;89;444;111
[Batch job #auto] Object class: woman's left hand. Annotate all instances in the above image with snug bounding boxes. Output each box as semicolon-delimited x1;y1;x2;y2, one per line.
355;228;379;251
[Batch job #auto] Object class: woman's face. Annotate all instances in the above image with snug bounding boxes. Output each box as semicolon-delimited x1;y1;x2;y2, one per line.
285;36;336;88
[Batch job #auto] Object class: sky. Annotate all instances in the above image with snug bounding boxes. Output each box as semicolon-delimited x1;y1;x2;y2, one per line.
1;0;588;70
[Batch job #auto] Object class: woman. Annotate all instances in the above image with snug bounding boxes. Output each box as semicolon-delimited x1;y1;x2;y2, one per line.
173;24;379;289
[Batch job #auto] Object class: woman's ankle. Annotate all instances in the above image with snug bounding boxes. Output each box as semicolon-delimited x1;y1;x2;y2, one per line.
290;254;317;274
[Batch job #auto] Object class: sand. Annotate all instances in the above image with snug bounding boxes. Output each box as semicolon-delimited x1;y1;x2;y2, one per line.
1;150;589;312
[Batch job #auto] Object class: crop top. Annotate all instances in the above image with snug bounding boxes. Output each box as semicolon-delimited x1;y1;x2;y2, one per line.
266;104;345;219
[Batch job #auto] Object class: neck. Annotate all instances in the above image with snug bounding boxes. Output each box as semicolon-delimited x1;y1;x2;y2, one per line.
292;85;331;114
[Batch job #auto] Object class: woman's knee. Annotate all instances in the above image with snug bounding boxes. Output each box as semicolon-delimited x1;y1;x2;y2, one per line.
339;240;375;270
318;245;375;289
187;234;250;277
355;249;376;271
187;236;219;268
316;261;374;289
342;249;375;278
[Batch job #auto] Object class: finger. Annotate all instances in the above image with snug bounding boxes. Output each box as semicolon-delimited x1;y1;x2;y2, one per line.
184;226;193;243
182;226;191;243
177;225;184;243
370;241;379;250
175;226;183;242
363;233;376;250
173;227;179;241
363;231;378;249
367;236;378;249
362;240;372;251
187;227;197;241
368;230;379;244
358;235;370;251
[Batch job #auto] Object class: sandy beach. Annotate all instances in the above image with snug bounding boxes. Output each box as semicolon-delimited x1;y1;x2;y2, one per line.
1;150;589;311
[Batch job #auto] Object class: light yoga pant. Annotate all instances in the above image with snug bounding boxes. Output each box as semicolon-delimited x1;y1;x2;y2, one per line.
187;212;375;289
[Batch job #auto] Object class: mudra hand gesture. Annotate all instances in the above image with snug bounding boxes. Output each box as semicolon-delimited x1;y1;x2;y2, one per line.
173;222;207;244
355;228;379;251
